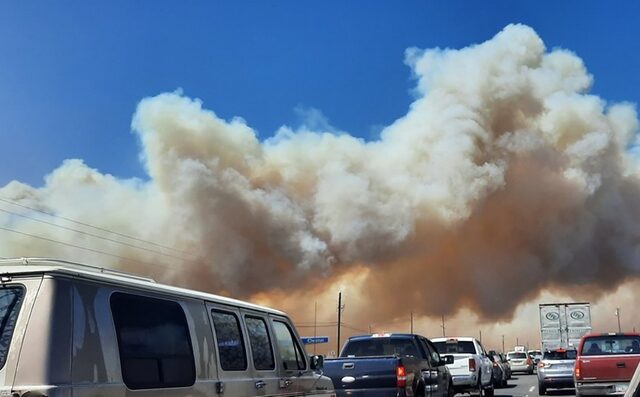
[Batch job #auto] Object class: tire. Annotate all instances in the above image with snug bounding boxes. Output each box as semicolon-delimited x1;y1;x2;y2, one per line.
447;382;455;397
484;385;494;397
538;382;547;395
476;379;484;397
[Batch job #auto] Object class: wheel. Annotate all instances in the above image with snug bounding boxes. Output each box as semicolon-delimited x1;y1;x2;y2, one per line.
476;379;484;397
538;382;547;395
484;385;495;397
502;378;508;387
447;382;455;397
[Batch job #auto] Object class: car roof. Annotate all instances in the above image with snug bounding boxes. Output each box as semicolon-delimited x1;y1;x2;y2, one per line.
0;257;286;316
431;337;477;342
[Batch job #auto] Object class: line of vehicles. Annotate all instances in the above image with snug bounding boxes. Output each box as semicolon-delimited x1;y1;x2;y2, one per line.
0;258;639;397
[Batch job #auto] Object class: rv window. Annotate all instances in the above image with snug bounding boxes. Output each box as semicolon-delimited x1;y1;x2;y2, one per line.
273;320;306;370
0;286;24;370
245;316;275;370
211;310;248;371
111;293;195;389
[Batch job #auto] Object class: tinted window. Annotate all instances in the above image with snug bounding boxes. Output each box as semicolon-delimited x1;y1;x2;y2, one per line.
212;310;247;371
582;336;640;356
342;337;420;357
111;293;195;390
273;321;306;370
245;316;275;370
433;341;476;354
0;287;24;370
543;350;577;360
508;352;528;359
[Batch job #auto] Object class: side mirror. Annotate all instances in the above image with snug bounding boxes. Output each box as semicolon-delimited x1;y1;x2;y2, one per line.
443;355;454;365
309;355;324;370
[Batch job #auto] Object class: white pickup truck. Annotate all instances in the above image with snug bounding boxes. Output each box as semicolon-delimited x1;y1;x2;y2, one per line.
432;337;494;397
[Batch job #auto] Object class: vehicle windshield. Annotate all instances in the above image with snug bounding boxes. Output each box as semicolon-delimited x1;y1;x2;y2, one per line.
543;350;577;360
433;340;476;354
582;336;640;356
342;337;420;357
529;350;541;356
0;287;25;370
508;352;527;359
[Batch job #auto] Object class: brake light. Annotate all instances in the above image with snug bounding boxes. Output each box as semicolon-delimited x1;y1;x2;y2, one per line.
538;362;545;369
397;364;407;388
493;362;498;367
575;359;582;380
469;358;476;372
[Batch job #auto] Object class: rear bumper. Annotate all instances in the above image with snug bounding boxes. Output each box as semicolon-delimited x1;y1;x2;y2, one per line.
336;388;406;397
511;364;533;373
575;381;630;396
451;373;479;387
539;376;575;389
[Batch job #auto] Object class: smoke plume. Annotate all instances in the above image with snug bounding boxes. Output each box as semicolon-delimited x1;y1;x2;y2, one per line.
1;24;640;328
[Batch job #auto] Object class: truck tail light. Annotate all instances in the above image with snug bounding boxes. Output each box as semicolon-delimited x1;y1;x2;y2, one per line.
397;364;407;388
469;358;477;372
575;360;582;380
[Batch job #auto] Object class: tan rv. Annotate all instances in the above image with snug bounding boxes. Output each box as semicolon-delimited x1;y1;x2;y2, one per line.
0;258;335;397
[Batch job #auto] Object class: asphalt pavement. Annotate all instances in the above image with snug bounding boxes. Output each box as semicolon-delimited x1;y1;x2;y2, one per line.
491;372;575;397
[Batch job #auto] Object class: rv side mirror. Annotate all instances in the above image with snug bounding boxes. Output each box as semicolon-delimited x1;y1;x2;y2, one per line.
310;355;324;370
443;355;454;365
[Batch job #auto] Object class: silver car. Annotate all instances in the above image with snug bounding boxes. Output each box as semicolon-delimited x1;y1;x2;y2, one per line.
537;349;577;395
507;351;534;374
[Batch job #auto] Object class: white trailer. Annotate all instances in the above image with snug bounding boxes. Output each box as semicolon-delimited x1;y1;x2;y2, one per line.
539;302;592;351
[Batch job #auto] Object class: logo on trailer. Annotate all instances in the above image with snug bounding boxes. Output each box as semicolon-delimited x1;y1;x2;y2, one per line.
545;312;560;321
570;311;585;320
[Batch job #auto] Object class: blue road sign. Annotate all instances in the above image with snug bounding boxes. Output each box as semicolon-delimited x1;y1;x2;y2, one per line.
301;336;329;345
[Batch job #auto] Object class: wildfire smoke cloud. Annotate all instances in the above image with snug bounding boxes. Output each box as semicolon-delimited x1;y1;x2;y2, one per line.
1;24;639;325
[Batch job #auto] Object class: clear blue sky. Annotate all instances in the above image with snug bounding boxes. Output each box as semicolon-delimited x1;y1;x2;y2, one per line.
1;1;639;186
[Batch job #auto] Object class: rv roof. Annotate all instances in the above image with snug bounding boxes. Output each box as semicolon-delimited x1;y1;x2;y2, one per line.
0;257;286;316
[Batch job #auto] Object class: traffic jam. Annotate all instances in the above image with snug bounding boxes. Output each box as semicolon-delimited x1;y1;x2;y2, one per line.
1;259;639;397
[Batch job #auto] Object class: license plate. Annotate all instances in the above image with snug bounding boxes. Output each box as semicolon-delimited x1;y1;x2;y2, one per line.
614;385;628;393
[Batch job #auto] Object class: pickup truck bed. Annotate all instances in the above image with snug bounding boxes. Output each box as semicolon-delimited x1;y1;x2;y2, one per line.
323;355;415;397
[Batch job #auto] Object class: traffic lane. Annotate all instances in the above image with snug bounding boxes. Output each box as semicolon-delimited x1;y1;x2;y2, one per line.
492;373;575;397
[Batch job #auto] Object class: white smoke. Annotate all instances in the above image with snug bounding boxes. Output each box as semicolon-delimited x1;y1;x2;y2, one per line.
1;24;639;323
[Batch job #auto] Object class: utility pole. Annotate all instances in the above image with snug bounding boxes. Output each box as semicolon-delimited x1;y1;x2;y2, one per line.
479;330;482;343
516;337;519;346
337;292;344;354
369;324;372;334
616;308;622;333
313;301;317;355
502;335;505;354
441;315;446;337
410;311;414;334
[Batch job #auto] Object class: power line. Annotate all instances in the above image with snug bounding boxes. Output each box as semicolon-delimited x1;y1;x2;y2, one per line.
342;323;370;333
0;225;173;270
0;207;190;261
0;197;191;256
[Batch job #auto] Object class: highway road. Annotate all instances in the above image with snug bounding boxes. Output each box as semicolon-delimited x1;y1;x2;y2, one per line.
493;373;575;397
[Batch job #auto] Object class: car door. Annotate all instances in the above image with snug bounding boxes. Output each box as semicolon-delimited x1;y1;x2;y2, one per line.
270;315;313;396
476;341;493;386
241;310;282;396
421;337;449;397
209;304;256;396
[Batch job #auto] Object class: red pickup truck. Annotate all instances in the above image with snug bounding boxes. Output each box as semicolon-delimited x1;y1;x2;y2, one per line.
574;333;640;396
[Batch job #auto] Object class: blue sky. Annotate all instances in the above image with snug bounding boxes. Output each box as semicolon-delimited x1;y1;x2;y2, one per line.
1;1;639;187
